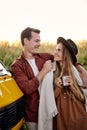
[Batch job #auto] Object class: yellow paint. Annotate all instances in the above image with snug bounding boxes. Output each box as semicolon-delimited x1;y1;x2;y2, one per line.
0;75;23;108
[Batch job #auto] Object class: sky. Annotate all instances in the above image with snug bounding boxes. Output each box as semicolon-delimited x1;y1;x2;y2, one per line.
0;0;87;43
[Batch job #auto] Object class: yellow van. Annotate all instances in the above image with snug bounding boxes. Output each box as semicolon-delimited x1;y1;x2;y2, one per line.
0;62;24;130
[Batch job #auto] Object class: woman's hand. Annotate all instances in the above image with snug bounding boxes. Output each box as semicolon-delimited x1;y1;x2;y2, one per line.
55;77;62;88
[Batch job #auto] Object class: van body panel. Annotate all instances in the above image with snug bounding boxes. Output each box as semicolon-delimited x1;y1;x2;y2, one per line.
0;75;23;108
0;62;24;130
11;118;24;130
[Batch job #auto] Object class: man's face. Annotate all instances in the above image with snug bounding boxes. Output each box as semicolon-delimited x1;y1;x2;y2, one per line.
24;31;41;55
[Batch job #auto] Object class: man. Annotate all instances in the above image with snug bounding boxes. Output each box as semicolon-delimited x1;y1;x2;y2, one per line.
11;27;54;130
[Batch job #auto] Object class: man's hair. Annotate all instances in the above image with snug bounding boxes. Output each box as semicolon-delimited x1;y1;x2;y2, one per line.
20;27;40;45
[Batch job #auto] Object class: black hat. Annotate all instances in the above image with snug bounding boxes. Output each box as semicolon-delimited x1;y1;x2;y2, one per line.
57;37;78;63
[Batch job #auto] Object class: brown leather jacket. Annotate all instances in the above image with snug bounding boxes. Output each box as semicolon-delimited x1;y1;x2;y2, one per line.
11;52;54;122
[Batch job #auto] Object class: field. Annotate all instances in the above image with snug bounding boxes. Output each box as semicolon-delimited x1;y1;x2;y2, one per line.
0;40;87;70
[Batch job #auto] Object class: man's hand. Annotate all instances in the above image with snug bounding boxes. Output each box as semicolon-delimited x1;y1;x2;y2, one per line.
43;60;53;73
36;60;53;83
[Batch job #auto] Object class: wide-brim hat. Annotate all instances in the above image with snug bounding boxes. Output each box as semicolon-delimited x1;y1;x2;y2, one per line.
57;37;78;63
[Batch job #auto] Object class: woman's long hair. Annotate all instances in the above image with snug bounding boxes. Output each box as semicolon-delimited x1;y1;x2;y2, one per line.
54;43;84;102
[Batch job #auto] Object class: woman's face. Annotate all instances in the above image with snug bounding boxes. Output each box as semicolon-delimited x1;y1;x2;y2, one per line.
54;43;63;62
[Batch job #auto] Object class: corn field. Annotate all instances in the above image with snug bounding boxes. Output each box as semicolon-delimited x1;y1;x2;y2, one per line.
0;40;87;70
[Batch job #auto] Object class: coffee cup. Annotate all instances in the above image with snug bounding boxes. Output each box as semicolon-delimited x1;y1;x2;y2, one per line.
62;76;70;86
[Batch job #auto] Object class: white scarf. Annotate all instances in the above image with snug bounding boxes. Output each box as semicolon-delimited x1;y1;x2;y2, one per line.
38;67;58;130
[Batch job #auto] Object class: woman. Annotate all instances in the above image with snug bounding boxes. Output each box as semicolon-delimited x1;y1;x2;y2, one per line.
53;37;87;130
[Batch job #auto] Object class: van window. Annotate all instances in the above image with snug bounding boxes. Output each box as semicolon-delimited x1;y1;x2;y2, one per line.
0;62;11;76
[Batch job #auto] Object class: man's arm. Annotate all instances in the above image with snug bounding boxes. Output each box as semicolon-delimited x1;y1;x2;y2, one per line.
11;60;53;95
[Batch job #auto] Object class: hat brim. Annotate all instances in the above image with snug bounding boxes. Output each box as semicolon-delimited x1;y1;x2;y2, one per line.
57;37;77;63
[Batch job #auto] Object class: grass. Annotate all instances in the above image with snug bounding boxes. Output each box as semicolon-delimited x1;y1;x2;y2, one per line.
0;40;87;69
